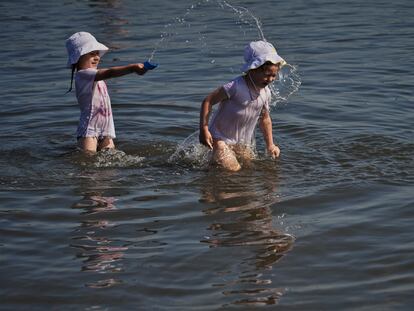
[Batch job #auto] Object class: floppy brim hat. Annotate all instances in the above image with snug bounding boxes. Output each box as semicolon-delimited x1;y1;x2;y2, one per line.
66;32;109;68
241;40;286;73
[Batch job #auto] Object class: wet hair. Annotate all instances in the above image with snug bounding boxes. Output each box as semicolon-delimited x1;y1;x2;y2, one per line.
65;64;76;94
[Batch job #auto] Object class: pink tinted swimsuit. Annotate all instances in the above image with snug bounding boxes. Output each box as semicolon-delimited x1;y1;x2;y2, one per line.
75;68;115;139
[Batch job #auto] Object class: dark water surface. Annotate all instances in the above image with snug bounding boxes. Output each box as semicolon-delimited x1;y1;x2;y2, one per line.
1;0;413;310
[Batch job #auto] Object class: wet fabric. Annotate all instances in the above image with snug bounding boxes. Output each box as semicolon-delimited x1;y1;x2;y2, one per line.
209;75;270;145
75;68;115;139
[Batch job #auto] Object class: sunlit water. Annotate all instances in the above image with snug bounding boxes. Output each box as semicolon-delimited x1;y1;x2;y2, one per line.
0;0;413;310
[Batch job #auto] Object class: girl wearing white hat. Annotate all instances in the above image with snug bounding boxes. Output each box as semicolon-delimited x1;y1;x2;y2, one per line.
199;40;285;171
66;32;157;153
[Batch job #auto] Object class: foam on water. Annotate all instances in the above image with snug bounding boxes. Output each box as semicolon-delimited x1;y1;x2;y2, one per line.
74;149;145;168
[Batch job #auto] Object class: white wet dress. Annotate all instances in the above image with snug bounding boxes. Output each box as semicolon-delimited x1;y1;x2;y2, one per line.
209;75;271;146
75;68;116;139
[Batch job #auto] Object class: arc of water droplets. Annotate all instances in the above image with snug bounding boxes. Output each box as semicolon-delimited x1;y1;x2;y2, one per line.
219;1;301;105
148;0;265;61
148;0;301;107
218;0;266;41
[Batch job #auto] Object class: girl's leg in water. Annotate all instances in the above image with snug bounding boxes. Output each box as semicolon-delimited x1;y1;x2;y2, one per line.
98;137;115;151
231;144;256;168
212;140;241;171
78;137;98;153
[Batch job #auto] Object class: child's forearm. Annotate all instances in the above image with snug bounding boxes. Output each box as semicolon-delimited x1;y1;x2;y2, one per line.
199;98;214;148
199;99;212;130
199;87;227;130
95;64;145;80
259;110;280;158
259;114;275;148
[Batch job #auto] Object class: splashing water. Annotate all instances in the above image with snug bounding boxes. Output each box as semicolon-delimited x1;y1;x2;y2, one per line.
148;0;266;63
74;149;145;168
148;0;267;62
148;0;301;105
218;0;302;106
218;0;266;41
150;0;301;165
168;131;212;168
148;0;258;63
270;64;302;106
94;149;145;168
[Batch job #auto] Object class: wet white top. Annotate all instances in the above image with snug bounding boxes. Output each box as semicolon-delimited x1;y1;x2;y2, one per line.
75;68;115;139
209;76;270;145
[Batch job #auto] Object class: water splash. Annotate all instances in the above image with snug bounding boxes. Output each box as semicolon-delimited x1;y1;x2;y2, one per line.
168;131;211;168
148;0;301;106
93;149;145;168
270;64;302;106
153;0;301;166
218;0;265;41
148;0;210;62
148;0;267;62
74;149;145;168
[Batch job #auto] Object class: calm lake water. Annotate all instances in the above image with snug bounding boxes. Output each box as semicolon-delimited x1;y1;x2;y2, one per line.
1;0;413;310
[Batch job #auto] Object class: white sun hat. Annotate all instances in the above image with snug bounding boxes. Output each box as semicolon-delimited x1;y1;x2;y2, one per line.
66;32;109;68
241;40;286;73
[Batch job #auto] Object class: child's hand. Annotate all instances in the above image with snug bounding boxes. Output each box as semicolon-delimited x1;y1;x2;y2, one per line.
267;144;280;159
133;63;147;75
199;128;213;149
143;60;158;70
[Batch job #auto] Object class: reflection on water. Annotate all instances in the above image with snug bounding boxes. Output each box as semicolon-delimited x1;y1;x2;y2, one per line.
199;169;295;306
70;170;127;289
1;0;413;308
73;195;117;215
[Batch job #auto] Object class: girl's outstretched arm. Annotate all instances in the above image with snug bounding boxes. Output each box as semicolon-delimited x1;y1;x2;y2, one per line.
199;87;227;149
95;63;147;81
259;108;280;158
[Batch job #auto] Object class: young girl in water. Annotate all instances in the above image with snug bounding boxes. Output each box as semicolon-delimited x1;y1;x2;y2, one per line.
66;31;157;153
199;40;286;171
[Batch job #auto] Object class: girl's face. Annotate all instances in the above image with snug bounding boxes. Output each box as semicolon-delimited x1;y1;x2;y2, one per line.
77;50;100;70
250;63;280;89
